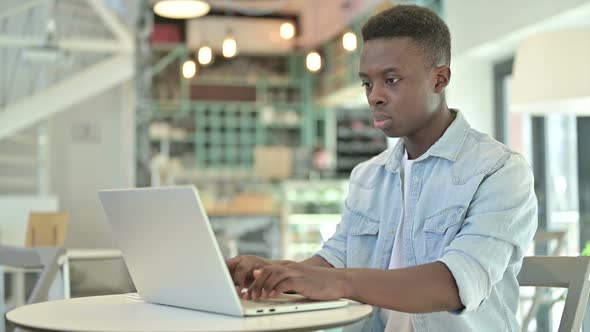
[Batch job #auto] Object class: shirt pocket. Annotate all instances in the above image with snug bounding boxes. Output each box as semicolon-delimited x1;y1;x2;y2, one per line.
346;212;380;268
423;206;465;262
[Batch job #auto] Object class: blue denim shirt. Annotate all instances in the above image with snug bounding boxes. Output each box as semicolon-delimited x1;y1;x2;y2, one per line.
316;110;538;332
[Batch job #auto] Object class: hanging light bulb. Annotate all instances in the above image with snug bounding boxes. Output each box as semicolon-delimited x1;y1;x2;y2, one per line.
222;32;238;58
306;51;322;72
153;0;210;19
280;22;296;40
182;60;197;79
342;31;357;52
197;45;213;65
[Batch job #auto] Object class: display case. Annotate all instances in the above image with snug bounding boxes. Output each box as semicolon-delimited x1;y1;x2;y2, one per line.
335;108;388;178
281;180;348;261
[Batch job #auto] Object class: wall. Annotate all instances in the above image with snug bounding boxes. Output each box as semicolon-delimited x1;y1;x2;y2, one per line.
48;79;135;292
444;0;590;136
446;56;495;134
446;0;590;56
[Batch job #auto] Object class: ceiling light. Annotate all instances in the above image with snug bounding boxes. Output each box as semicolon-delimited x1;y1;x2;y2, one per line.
222;33;238;58
182;60;197;79
197;45;213;65
153;0;210;19
280;22;296;40
306;51;322;72
342;31;357;52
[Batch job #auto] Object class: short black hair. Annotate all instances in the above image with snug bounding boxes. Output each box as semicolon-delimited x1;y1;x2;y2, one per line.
361;5;451;67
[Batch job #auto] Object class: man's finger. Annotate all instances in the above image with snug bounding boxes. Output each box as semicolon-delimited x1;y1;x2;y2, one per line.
226;257;241;276
234;263;255;288
263;266;297;295
274;278;300;295
248;267;273;300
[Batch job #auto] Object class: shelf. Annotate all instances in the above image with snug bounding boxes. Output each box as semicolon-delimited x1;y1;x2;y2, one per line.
264;123;300;129
287;243;323;253
288;214;342;225
194;75;300;88
337;128;384;139
149;137;195;143
337;143;387;154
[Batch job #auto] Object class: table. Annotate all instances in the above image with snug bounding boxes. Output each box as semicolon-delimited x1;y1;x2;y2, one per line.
7;293;373;332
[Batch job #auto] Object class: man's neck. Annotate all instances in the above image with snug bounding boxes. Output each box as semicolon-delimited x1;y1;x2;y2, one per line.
403;106;454;160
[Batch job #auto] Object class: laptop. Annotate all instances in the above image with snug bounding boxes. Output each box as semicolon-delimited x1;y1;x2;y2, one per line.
98;186;348;316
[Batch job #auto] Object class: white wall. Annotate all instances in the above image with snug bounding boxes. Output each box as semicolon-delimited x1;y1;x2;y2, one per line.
446;56;495;135
444;0;590;136
446;0;590;56
48;79;135;292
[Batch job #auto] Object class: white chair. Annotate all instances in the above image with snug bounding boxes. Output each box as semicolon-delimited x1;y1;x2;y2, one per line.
520;231;568;331
518;256;590;332
0;246;65;332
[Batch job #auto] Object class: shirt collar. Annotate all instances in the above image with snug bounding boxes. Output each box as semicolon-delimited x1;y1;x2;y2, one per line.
384;109;470;173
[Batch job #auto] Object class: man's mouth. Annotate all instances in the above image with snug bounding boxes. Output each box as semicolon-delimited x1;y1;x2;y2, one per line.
372;113;392;129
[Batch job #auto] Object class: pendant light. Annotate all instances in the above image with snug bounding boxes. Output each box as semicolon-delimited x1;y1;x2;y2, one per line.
182;60;197;79
342;31;357;52
222;30;238;58
153;0;210;19
197;45;213;65
280;22;296;40
306;51;322;72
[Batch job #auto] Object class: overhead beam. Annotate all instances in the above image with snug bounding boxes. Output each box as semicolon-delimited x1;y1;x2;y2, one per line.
0;35;129;53
86;0;134;52
0;0;43;21
0;55;134;140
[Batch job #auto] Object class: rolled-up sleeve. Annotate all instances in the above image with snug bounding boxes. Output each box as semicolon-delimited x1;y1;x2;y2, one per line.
438;153;538;314
315;203;355;268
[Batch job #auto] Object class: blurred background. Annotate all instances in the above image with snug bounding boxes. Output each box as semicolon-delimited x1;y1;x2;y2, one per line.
0;0;589;331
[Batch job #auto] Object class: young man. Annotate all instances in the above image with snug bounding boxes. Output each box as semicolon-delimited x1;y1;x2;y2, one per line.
227;5;537;332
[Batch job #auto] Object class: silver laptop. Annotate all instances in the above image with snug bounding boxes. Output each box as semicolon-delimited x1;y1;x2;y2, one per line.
98;186;348;316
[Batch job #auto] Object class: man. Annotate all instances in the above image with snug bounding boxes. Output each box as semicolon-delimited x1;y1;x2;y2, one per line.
227;5;537;332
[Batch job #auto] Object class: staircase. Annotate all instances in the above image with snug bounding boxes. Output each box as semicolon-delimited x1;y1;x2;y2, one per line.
0;0;136;194
0;127;42;195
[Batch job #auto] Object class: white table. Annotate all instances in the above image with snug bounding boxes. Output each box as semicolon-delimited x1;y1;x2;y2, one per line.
7;293;372;332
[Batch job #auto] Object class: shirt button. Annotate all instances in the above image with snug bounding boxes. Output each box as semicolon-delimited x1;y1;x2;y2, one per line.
413;176;419;182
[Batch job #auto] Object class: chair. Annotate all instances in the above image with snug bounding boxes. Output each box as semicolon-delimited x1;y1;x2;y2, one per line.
520;231;567;331
0;246;65;331
518;256;590;332
25;212;69;247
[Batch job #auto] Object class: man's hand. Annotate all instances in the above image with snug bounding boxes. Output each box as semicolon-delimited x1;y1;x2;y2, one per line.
226;255;273;292
242;261;463;314
245;262;349;301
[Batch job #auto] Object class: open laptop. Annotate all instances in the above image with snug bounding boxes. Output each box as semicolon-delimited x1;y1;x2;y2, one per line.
98;186;348;316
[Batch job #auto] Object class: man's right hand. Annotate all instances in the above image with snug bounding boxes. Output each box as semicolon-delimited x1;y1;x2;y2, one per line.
226;255;331;297
226;255;276;292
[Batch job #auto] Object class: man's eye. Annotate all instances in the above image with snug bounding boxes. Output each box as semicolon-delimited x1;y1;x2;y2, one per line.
361;82;371;88
385;78;400;84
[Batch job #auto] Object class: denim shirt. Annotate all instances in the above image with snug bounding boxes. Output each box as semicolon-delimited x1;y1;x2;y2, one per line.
316;110;538;332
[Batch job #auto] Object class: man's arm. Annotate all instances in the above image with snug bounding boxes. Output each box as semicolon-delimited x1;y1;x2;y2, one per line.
301;255;333;268
246;261;461;312
345;262;462;313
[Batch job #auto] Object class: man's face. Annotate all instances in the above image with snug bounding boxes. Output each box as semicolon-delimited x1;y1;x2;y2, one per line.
359;38;443;138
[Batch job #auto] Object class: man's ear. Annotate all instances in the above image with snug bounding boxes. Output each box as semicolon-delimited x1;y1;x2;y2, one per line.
434;65;451;94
